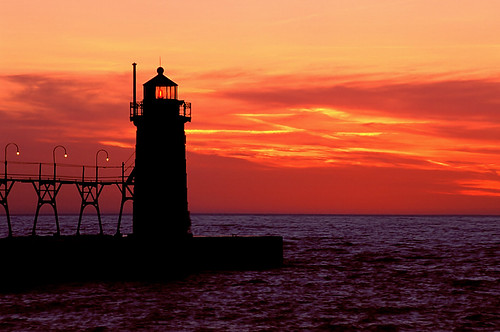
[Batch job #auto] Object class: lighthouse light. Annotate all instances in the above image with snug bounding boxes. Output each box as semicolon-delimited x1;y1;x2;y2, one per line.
156;86;167;99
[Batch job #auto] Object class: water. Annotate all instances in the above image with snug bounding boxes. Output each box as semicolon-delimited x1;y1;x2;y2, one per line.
0;214;498;331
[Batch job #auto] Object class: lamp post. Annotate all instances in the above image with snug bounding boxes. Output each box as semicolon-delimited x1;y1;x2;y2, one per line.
4;143;20;180
52;145;68;180
95;149;109;183
3;143;19;237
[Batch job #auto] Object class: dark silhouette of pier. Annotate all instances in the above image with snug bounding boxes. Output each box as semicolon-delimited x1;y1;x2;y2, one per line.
0;153;134;238
0;64;283;286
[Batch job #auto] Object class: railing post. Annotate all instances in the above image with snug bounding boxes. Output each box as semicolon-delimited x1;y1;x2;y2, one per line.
116;161;128;237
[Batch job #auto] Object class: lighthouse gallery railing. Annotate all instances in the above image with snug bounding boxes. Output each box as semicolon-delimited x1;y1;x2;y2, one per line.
130;101;191;121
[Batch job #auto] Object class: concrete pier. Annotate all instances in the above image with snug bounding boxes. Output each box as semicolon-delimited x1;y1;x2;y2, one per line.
0;235;283;287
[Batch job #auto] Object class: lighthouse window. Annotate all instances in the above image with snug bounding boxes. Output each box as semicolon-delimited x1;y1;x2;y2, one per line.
156;86;167;99
155;86;177;99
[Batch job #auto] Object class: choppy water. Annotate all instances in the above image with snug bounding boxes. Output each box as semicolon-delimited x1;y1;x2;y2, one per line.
0;214;498;331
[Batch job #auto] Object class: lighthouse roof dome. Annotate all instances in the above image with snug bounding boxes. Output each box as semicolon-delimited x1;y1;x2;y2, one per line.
143;67;178;87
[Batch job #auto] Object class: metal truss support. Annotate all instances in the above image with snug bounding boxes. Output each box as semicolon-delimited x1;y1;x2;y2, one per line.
32;180;62;236
75;182;104;235
115;164;134;237
0;179;15;237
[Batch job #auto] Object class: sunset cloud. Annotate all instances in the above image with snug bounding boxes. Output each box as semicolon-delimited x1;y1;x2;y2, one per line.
185;73;500;168
2;71;499;185
0;73;135;165
3;0;500;214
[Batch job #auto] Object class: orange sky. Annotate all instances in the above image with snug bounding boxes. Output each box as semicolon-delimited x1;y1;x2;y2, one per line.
1;1;500;214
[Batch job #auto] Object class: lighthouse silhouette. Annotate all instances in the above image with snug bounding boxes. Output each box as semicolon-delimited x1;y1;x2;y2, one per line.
130;64;192;239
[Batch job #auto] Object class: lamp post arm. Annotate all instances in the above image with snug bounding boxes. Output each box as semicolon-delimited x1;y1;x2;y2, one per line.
4;143;20;180
52;145;68;180
95;149;109;183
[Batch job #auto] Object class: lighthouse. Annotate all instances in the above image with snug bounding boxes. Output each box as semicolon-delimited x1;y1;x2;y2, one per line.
130;64;192;239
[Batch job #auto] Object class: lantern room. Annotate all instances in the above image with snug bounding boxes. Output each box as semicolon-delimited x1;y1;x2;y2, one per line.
143;67;178;101
130;65;191;123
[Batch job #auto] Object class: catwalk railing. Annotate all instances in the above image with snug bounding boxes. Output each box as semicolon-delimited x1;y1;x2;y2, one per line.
0;159;135;238
130;101;192;122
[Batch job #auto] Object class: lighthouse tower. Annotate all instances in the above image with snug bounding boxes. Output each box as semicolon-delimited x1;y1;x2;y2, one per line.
130;64;192;239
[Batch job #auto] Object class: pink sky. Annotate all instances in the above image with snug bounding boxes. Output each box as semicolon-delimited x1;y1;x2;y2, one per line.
1;1;500;214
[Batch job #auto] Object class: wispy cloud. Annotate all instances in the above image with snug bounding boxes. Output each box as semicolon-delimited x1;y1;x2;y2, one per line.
3;69;500;203
0;72;134;164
